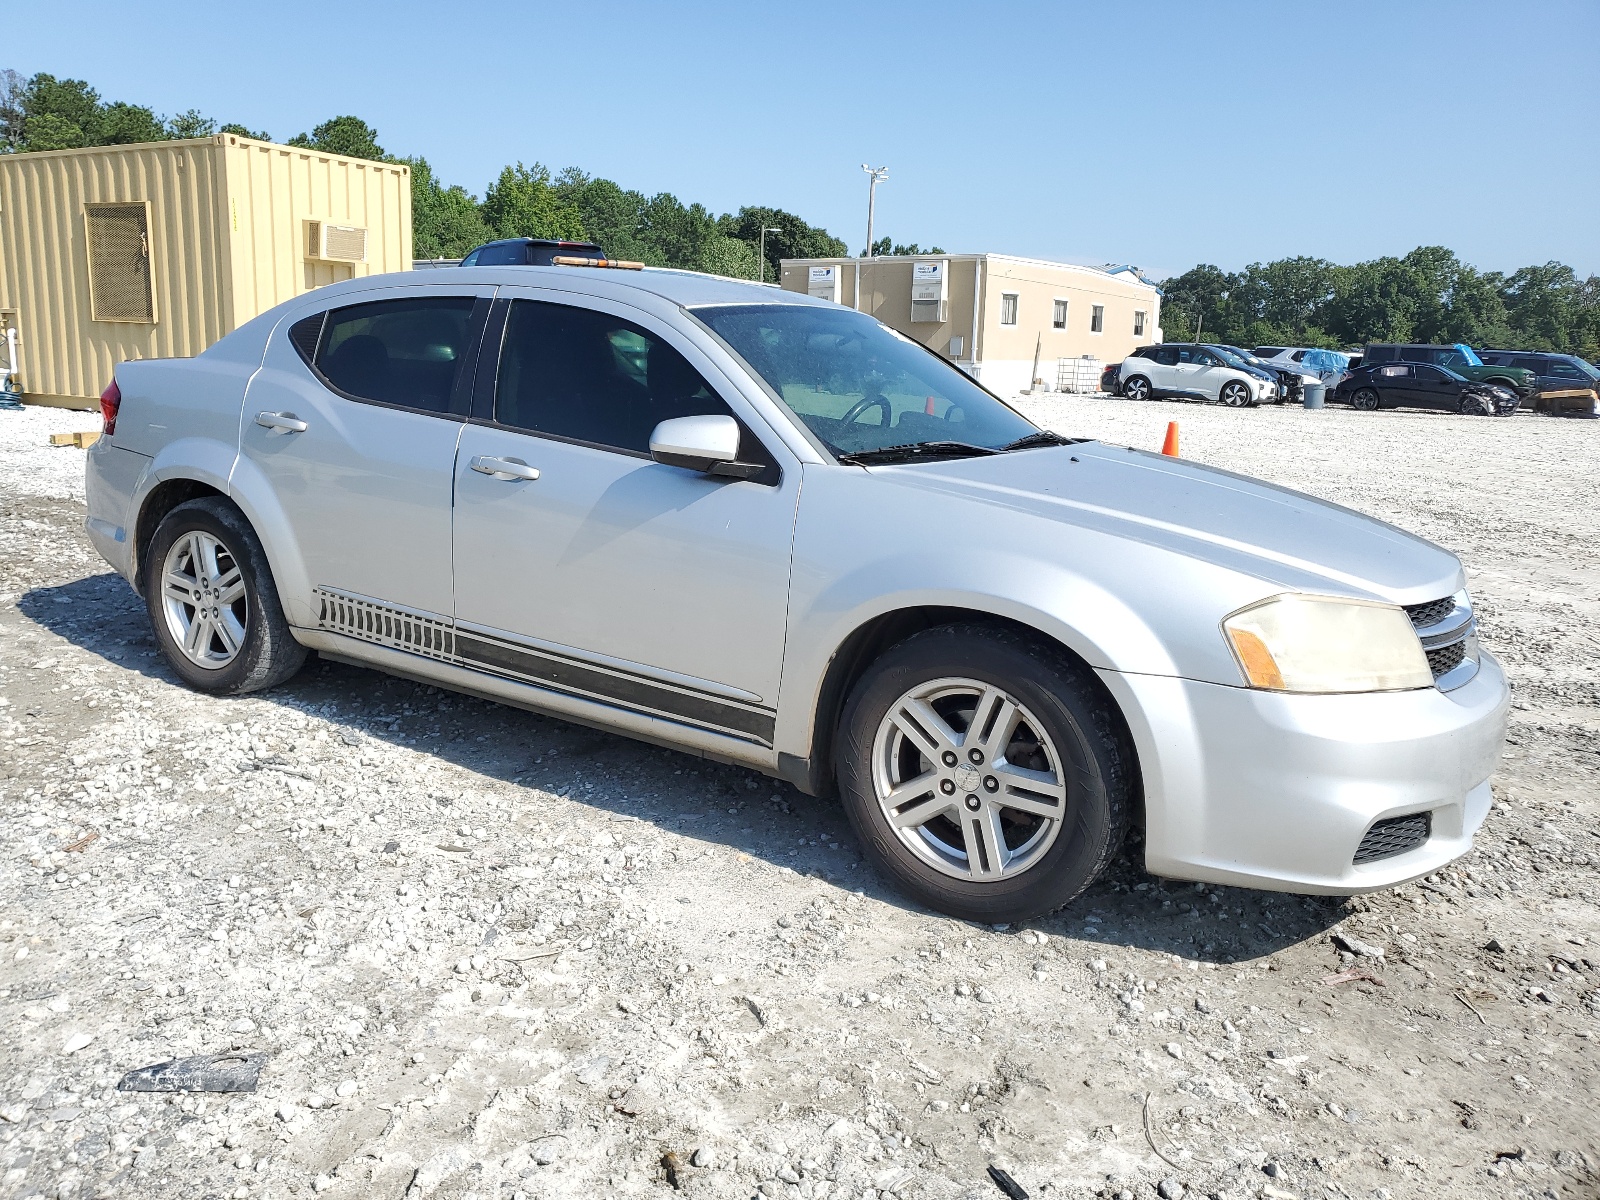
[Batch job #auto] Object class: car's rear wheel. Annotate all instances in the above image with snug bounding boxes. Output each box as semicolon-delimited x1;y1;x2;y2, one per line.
836;624;1134;923
1122;375;1152;402
1220;380;1254;408
144;497;307;695
1351;388;1381;411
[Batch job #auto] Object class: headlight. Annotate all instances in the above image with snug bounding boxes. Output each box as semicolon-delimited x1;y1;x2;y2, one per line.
1222;594;1432;693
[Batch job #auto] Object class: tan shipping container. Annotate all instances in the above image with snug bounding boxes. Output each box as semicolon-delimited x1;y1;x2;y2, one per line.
0;134;412;409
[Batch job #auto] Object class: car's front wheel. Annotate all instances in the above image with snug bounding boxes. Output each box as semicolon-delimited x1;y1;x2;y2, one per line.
836;624;1134;923
1220;380;1255;408
1122;375;1152;401
1459;394;1494;417
1351;387;1381;411
144;497;307;694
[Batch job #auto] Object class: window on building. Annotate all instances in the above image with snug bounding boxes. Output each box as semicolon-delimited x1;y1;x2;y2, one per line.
315;296;477;414
1090;305;1104;333
1000;294;1019;326
85;202;155;324
1052;300;1068;330
1133;310;1146;337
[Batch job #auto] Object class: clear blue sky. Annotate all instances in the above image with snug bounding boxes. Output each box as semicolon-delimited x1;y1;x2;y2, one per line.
12;0;1599;278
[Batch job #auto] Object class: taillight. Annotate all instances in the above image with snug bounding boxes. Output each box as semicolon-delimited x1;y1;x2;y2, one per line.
100;379;121;436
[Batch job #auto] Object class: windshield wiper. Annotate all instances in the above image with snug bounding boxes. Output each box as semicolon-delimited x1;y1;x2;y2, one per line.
836;440;1001;466
999;430;1077;452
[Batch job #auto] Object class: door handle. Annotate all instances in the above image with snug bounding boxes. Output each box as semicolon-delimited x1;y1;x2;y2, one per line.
255;411;308;434
470;455;540;481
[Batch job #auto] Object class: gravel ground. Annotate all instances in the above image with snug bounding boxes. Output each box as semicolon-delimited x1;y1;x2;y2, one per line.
1;396;1597;1200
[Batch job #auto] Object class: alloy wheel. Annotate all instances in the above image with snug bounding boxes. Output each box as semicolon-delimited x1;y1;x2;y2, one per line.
160;530;248;669
871;677;1069;882
1124;377;1150;401
1221;382;1250;407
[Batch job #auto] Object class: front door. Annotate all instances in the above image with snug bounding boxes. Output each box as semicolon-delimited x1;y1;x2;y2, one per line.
239;288;491;624
451;292;799;743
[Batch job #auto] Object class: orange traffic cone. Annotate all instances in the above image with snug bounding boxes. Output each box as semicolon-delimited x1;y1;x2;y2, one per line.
1161;421;1180;457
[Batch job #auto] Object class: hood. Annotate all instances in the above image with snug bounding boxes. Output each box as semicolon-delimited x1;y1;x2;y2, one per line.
867;442;1463;603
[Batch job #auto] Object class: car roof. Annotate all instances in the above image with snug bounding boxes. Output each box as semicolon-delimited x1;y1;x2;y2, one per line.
283;266;830;312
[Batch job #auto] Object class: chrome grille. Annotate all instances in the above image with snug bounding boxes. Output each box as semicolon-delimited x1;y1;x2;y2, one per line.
1426;640;1465;678
1354;812;1431;864
1405;597;1454;629
1403;592;1478;689
313;588;454;661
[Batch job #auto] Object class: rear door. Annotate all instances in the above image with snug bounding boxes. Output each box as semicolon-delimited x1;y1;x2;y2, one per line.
450;290;799;736
239;286;492;623
1373;363;1415;406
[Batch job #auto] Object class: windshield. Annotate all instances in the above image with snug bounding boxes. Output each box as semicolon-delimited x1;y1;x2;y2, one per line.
689;304;1039;457
1208;346;1259;370
1571;358;1600;381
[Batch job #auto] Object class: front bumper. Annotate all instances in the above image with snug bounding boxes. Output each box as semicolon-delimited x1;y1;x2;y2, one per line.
1098;648;1509;894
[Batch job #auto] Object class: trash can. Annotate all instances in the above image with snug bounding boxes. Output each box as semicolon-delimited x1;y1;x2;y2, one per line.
1302;383;1326;409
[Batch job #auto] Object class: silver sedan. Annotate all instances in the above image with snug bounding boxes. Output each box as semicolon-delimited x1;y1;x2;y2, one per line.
84;266;1508;921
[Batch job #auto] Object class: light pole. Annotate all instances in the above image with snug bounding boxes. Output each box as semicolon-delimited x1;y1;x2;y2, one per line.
757;226;780;284
861;164;889;258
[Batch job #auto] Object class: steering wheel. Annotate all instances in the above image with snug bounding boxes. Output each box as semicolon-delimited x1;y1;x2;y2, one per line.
840;393;892;425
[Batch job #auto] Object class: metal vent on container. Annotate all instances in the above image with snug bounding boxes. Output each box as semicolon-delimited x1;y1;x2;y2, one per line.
1354;812;1431;864
313;588;454;661
85;202;155;324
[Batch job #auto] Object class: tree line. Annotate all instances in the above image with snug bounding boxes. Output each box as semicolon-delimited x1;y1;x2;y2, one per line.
0;70;950;282
1160;247;1600;359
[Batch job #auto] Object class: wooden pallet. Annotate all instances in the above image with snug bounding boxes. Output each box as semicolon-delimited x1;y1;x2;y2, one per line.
48;430;100;448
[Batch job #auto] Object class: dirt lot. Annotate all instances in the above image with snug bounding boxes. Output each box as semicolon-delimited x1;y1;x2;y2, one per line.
1;397;1596;1200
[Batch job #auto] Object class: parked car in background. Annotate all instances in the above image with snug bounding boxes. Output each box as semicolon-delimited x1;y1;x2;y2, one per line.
84;265;1506;920
1217;345;1314;404
1252;346;1350;390
1335;361;1518;415
1477;350;1600;418
1363;344;1536;400
460;238;607;266
1119;344;1279;407
1100;362;1122;394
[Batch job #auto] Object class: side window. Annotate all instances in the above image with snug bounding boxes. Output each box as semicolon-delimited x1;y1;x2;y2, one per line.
475;242;528;266
1546;359;1585;379
1365;346;1396;364
1417;365;1447;382
1289;350;1307;362
1152;346;1180;366
313;296;477;414
1254;347;1286;358
1378;364;1412;378
1192;350;1220;366
494;300;736;456
1508;355;1543;373
459;248;481;267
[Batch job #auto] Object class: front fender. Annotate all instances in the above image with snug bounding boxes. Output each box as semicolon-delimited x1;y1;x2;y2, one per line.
772;549;1181;763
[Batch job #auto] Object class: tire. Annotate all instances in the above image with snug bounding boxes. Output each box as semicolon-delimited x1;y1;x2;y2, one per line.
1220;380;1255;408
1122;375;1152;402
143;497;307;695
835;624;1135;923
1459;394;1493;417
1351;388;1381;412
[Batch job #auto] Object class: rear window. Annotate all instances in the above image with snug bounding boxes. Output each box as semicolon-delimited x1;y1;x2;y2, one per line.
313;296;477;414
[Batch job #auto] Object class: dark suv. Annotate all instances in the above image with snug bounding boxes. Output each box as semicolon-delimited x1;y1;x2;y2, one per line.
1363;344;1536;399
1478;350;1600;418
460;238;606;266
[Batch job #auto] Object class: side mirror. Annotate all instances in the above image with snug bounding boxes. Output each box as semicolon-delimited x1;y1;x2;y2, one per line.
649;415;761;479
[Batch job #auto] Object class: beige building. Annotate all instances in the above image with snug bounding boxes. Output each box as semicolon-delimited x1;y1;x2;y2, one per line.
779;253;1161;395
0;134;413;409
